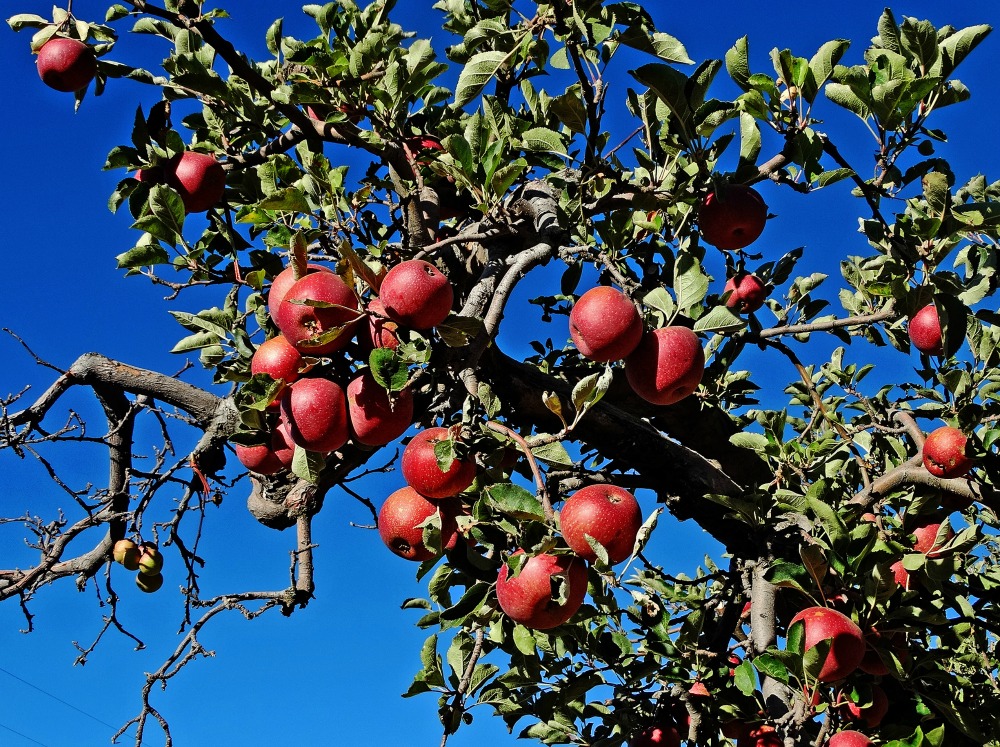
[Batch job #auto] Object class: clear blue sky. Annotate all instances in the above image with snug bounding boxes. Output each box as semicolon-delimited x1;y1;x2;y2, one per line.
1;2;998;746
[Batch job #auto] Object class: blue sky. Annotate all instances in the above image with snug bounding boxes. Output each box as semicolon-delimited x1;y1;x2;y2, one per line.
1;1;999;746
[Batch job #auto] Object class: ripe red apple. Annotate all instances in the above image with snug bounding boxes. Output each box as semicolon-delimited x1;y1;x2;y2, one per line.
688;681;710;698
629;724;681;747
828;731;872;747
272;417;297;468
135;166;165;184
364;298;402;351
569;286;644;362
274;271;361;354
377;486;459;561
379;259;453;330
922;426;973;479
36;37;97;92
113;539;140;571
402;135;445;178
699;184;768;250
625;326;705;405
724;272;767;314
909;304;943;355
280;377;349;453
911;521;953;555
166;151;226;213
268;263;333;313
889;559;910;589
789;606;865;682
135;572;164;593
250;335;303;393
234;439;284;475
559;484;642;564
346;371;414;446
736;725;781;747
401;427;477;499
840;684;888;728
495;550;588;630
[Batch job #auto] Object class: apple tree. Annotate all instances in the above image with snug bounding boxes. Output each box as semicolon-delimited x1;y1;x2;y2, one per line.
4;1;1000;746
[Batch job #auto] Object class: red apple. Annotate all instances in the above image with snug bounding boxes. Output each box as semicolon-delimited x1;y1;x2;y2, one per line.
401;427;477;499
234;437;286;475
828;731;872;747
272;417;297;468
36;37;96;92
569;286;644;362
346;371;414;446
688;681;710;698
135;166;165;184
559;484;642;564
268;263;333;313
274;271;361;354
737;725;782;747
280;377;349;453
625;326;705;405
722;721;751;740
699;184;768;250
379;259;454;330
724;272;767;314
629;723;681;747
251;335;303;391
922;426;973;479
378;486;459;561
840;684;888;728
788;606;865;682
363;298;402;351
911;521;953;555
495;550;588;630
909;304;944;355
889;559;910;589
166;151;226;213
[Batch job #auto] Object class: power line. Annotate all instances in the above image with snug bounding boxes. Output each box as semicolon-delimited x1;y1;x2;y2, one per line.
0;719;52;747
0;665;121;734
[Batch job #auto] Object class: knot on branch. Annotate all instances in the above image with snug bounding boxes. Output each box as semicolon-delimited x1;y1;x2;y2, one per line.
246;476;325;530
510;180;562;241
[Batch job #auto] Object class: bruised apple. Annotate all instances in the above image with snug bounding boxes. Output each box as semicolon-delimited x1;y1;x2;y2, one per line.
625;327;705;405
789;606;865;682
346;371;414;446
379;259;453;330
274;271;361;354
569;286;644;362
495;550;588;630
280;377;349;453
401;427;476;499
559;484;642;564
922;426;973;478
378;486;459;561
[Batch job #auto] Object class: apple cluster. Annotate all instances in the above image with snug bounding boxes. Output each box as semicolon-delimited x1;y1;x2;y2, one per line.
112;539;164;593
234;258;453;475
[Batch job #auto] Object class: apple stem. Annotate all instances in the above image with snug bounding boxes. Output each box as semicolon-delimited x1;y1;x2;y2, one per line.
290;231;308;282
485;421;554;524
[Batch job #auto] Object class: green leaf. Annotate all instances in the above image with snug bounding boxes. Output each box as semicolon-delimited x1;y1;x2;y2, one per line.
484;483;544;521
454;50;508;109
674;254;710;314
530;440;573;467
643;287;676;320
513;624;536;655
116;241;169;269
291;446;325;484
520;127;566;155
733;659;757;696
170;331;219;353
631;63;691;127
436;315;485;347
369;347;410;392
825;83;871;120
752;653;789;684
257;186;311;213
550;88;588;134
571;366;613;419
726;36;751;91
693;306;747;334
